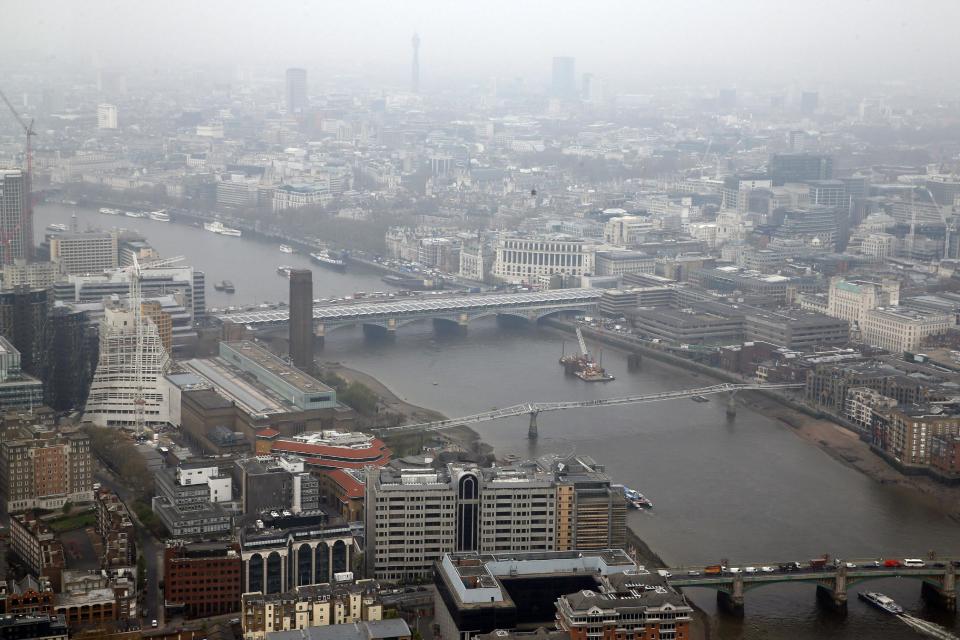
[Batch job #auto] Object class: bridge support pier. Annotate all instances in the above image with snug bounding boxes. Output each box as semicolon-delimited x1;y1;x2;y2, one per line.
816;585;848;614
726;392;737;419
922;573;957;612
627;353;642;371
314;323;325;348
362;324;395;341
716;590;744;617
528;411;539;439
433;318;467;335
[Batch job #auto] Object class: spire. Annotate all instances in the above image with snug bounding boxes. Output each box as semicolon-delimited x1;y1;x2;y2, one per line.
411;32;421;94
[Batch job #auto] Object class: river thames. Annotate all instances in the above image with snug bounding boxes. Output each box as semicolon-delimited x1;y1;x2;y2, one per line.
38;203;960;639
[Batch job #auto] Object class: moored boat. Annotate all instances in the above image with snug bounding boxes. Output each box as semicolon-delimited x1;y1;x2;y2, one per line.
277;266;292;277
149;210;170;222
623;486;654;509
310;250;346;272
46;223;68;232
279;244;294;254
203;221;242;237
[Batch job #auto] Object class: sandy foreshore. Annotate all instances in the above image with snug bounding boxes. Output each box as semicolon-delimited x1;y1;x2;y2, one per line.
322;361;494;459
742;393;960;519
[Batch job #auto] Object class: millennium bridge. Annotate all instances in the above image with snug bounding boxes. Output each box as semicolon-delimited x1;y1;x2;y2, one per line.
212;288;601;338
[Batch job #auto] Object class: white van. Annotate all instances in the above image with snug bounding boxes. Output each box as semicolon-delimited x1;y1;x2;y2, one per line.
903;558;926;567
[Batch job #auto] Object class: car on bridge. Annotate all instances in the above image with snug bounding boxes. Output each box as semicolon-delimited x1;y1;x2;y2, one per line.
883;559;903;568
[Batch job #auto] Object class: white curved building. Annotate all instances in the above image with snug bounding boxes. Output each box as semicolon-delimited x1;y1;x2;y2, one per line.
84;306;170;428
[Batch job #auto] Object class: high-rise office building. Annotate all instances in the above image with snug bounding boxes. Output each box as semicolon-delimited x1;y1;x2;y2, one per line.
0;336;43;410
0;286;50;378
288;269;314;372
411;32;420;94
48;231;119;274
800;91;819;115
45;306;97;413
97;103;118;129
769;153;834;185
285;68;308;113
0;170;32;264
551;56;576;99
364;455;626;581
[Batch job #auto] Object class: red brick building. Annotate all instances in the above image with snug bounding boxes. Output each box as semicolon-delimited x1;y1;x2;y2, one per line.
318;468;365;521
164;541;242;619
931;434;960;480
94;487;136;567
0;576;55;616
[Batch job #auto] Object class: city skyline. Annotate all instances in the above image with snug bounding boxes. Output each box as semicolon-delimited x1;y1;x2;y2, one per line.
2;1;960;89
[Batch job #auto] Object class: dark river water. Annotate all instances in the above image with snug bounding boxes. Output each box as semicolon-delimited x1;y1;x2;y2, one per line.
38;204;960;639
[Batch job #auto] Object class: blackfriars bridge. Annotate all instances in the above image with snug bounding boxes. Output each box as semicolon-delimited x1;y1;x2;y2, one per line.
212;288;602;338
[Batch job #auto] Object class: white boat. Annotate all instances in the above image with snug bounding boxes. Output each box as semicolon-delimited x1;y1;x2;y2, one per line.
279;244;294;254
148;210;170;222
203;221;243;237
858;592;904;615
99;207;121;215
46;223;68;232
277;265;292;277
125;210;146;218
310;250;346;271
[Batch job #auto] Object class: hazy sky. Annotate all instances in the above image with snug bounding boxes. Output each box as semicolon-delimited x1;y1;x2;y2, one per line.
3;0;959;89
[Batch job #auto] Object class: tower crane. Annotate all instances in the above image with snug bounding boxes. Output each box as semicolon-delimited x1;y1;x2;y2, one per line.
0;89;36;260
127;255;183;436
131;256;147;437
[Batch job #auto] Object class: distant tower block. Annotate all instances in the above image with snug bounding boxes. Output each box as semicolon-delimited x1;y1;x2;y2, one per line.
289;269;314;372
285;68;308;113
411;32;421;94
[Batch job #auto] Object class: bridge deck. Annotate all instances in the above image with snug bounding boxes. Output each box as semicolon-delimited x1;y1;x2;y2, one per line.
213;288;601;325
667;564;956;588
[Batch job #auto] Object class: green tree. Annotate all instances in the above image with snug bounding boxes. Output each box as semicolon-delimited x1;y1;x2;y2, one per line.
61;501;72;514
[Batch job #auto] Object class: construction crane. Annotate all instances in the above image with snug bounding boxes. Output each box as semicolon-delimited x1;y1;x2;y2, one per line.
575;325;590;360
376;382;805;437
129;255;147;437
127;255;184;436
0;89;36;260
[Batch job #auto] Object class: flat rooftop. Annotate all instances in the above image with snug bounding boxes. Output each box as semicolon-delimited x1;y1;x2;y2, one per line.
182;357;287;416
222;341;333;396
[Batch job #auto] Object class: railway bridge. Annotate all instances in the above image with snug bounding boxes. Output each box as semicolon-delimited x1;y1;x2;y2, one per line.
665;560;958;615
211;288;601;340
